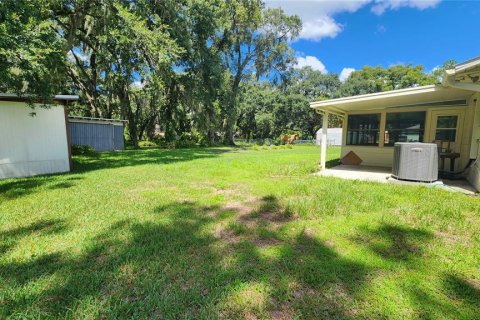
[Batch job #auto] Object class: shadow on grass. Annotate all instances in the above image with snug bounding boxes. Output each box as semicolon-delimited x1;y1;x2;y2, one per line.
0;219;66;260
0;148;229;201
0;175;83;201
350;224;479;318
443;274;480;308
406;273;480;319
1;197;477;318
351;224;433;262
408;276;480;320
72;147;232;174
0;196;368;319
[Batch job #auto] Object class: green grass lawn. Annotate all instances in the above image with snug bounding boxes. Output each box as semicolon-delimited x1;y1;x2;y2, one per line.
1;145;479;319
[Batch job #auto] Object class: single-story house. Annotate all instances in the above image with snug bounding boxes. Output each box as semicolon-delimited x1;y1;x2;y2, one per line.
69;116;127;152
311;56;480;192
0;94;79;179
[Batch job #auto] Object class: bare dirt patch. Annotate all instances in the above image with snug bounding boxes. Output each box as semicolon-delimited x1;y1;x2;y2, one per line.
221;200;254;216
270;307;295;320
213;224;242;244
251;237;282;248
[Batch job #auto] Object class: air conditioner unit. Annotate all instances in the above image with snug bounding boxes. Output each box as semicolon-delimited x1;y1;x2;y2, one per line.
392;142;438;182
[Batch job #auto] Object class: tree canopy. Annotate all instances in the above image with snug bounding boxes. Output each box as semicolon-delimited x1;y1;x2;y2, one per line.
0;0;449;145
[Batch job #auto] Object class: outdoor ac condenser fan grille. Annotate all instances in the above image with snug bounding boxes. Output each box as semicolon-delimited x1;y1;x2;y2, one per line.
392;142;438;182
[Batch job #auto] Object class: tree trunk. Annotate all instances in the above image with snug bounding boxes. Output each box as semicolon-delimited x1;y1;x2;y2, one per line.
128;116;139;149
224;75;242;145
119;85;138;148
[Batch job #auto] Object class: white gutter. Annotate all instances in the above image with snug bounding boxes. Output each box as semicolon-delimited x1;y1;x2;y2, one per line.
444;57;480;92
452;55;480;73
310;85;440;109
445;76;480;92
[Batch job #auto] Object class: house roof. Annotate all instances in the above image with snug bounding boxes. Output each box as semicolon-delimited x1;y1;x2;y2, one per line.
0;93;79;103
310;56;480;115
444;56;480;91
309;85;473;115
450;56;480;74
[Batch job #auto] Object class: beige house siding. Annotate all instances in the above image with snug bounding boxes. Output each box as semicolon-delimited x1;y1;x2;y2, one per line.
469;93;480;159
340;99;477;171
340;146;394;167
467;93;480;190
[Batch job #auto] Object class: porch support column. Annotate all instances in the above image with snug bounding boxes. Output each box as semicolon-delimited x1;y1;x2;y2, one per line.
320;111;329;170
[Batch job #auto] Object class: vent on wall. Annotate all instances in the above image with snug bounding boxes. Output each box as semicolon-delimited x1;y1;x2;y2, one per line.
387;99;468;109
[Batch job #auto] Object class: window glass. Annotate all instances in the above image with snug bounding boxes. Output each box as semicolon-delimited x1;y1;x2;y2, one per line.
435;129;456;141
435;115;457;142
384;112;426;146
436;116;457;129
346;114;380;146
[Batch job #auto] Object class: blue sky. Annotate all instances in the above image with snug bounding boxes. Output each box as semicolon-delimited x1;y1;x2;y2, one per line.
266;0;480;80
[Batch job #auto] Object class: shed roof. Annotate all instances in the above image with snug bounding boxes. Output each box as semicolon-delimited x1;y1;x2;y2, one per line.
0;93;79;102
68;116;128;124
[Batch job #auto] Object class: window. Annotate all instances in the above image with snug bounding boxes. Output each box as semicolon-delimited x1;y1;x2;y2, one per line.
435;115;458;141
384;112;426;146
346;114;380;146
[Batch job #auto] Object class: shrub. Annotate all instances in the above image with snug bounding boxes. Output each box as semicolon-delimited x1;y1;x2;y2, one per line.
71;145;97;156
139;140;159;148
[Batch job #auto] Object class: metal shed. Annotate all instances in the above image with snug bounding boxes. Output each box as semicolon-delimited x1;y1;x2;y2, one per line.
69;116;127;152
0;94;78;179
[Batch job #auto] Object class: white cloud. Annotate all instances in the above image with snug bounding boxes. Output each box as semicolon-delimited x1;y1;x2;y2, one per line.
295;55;328;73
300;16;342;41
339;67;355;81
371;0;441;15
265;0;441;41
265;0;369;41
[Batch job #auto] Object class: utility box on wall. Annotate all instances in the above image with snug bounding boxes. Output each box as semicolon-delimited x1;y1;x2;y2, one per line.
69;117;127;152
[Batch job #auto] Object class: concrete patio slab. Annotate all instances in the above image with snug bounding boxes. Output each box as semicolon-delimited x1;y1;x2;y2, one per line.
319;165;391;183
317;165;477;195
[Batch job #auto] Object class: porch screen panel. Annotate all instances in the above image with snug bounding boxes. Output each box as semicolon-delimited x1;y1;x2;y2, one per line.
384;112;426;146
346;114;380;146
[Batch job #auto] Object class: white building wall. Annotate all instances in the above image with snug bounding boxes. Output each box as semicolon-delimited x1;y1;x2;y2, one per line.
0;101;70;179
